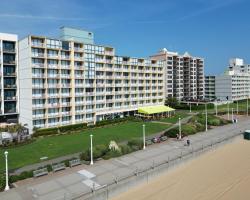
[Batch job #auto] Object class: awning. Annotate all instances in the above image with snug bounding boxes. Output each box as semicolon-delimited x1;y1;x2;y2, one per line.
138;105;175;115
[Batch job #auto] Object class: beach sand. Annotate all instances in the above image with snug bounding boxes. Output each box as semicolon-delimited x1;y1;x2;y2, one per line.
112;138;250;200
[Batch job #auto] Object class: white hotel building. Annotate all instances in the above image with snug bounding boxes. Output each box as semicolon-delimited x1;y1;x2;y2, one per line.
18;27;165;130
205;58;250;102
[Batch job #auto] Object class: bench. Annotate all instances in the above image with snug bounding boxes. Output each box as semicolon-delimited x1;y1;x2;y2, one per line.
146;140;153;146
52;163;66;172
33;168;48;178
160;136;168;141
69;158;81;167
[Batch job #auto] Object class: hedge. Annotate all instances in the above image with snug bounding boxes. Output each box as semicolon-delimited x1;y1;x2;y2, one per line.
0;173;5;191
33;117;142;137
33;123;88;137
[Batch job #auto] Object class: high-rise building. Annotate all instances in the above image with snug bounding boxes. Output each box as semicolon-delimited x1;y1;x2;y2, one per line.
0;33;19;123
150;49;205;101
214;58;250;101
19;27;165;130
205;76;216;101
205;58;250;102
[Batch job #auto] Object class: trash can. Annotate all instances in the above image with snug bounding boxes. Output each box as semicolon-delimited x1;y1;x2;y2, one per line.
244;130;250;140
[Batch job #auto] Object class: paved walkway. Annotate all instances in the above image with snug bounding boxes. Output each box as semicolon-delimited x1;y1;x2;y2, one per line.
1;116;249;200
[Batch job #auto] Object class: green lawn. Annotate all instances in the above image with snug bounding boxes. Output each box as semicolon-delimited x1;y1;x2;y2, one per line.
159;112;190;124
0;121;169;172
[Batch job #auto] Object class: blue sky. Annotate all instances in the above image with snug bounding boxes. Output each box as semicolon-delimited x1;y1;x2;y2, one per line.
0;0;249;75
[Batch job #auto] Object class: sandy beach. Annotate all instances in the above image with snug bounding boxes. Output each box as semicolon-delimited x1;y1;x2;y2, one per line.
112;138;250;200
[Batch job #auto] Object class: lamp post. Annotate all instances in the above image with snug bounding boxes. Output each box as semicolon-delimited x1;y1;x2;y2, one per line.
142;124;146;150
90;135;93;165
189;103;192;113
178;117;182;140
227;101;230;120
4;151;9;191
205;103;208;132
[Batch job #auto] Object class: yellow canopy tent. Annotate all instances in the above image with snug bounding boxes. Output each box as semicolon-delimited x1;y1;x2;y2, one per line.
137;105;175;119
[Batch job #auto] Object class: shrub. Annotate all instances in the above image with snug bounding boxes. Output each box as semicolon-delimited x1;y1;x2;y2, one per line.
0;173;5;191
102;150;122;160
182;124;197;135
164;124;197;138
9;170;33;183
127;139;143;150
164;127;179;138
80;144;108;161
194;122;206;132
120;144;134;155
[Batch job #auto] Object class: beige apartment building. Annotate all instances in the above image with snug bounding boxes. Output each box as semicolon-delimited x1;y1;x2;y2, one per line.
18;27;165;130
151;48;205;101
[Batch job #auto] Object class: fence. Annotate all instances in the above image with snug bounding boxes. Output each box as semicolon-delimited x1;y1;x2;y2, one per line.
41;130;243;200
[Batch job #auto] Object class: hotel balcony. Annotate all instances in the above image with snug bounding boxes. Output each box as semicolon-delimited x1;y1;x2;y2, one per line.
47;84;60;88
76;110;85;114
61;102;71;107
47;74;60;78
61;111;71;115
61;65;71;69
61;74;71;79
47;54;59;59
86;109;95;114
32;63;44;68
32;104;45;109
4;84;16;89
47;64;58;69
31;42;45;48
32;53;44;58
4;96;17;101
32;74;45;78
61;55;70;60
3;47;16;53
75;101;84;105
33;114;46;119
74;47;83;52
62;83;71;88
74;57;83;61
32;94;45;98
61;93;71;97
47;103;60;108
4;72;16;77
47;94;59;98
47;113;60;117
61;121;71;125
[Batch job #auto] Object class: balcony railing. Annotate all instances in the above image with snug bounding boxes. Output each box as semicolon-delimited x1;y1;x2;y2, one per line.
3;48;15;53
31;42;44;47
32;63;44;68
32;53;44;58
4;84;16;89
4;96;16;101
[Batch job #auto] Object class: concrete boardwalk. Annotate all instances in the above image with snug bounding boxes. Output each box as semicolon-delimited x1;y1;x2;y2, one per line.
0;117;249;200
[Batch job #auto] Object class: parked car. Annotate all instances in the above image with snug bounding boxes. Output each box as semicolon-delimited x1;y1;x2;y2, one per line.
151;137;161;143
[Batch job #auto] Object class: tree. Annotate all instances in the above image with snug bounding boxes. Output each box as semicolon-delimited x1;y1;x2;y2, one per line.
165;97;179;108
